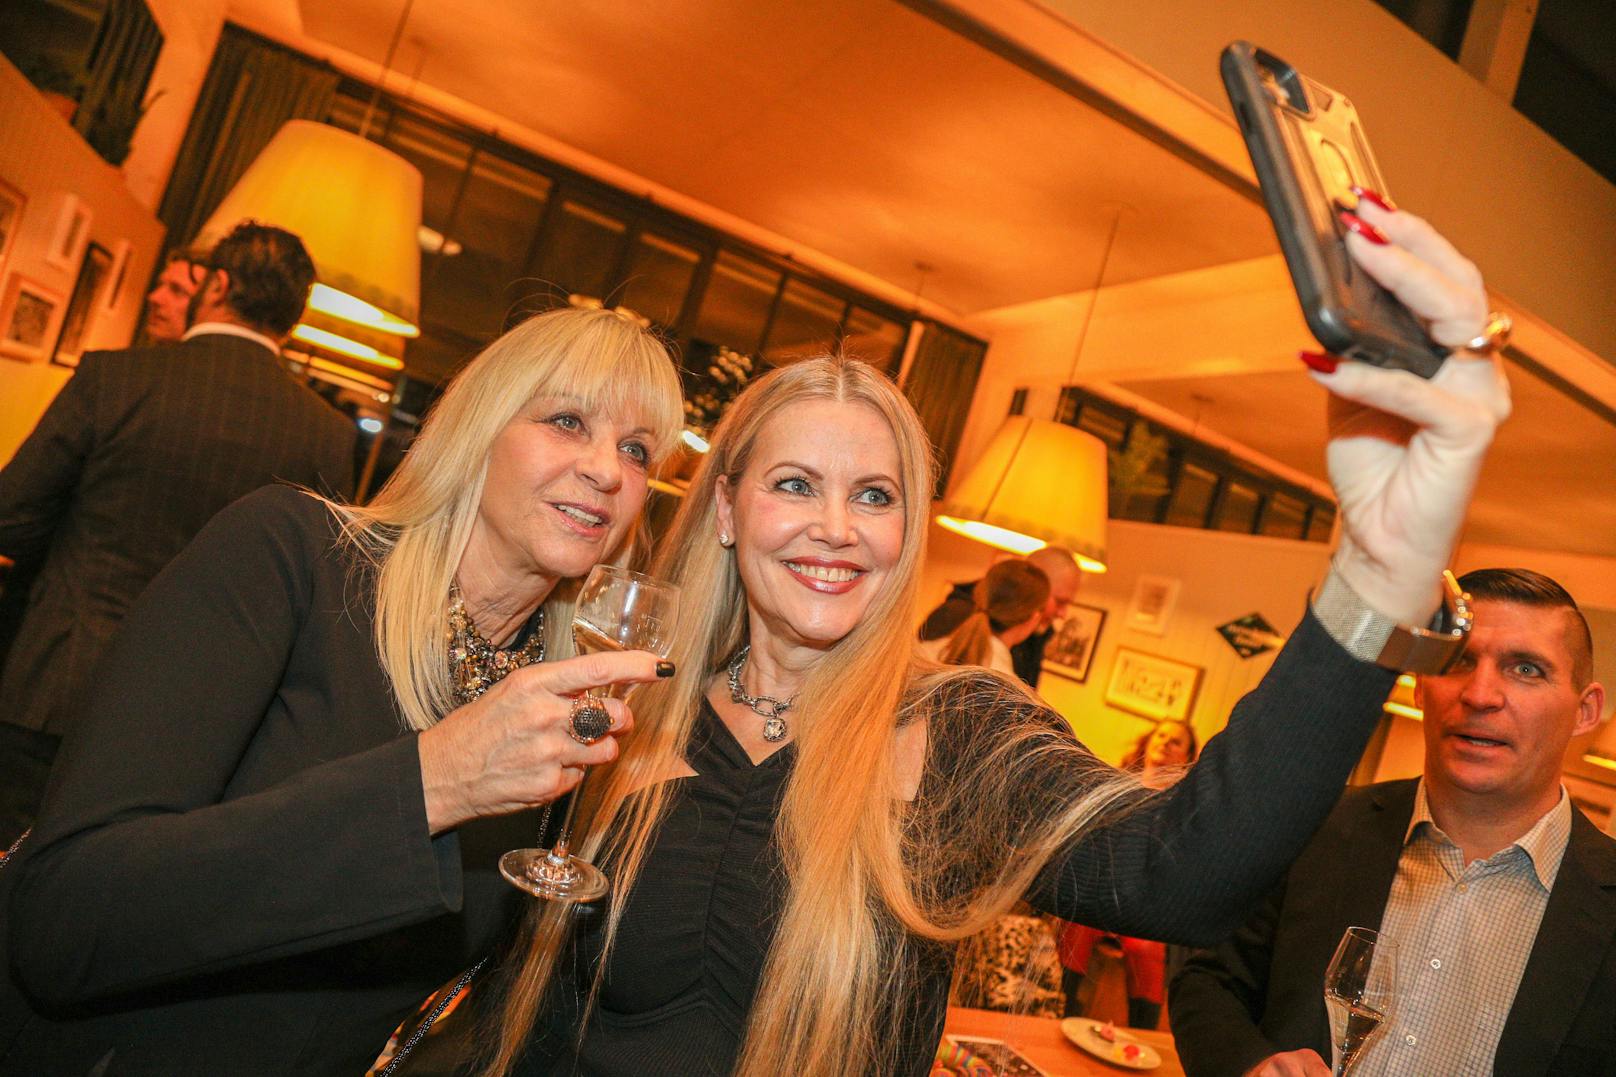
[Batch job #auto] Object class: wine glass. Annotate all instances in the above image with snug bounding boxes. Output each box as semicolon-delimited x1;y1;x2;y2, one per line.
1323;926;1396;1076
498;564;679;902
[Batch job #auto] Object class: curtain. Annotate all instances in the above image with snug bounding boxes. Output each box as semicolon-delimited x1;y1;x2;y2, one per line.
157;26;339;253
76;0;164;164
901;321;988;496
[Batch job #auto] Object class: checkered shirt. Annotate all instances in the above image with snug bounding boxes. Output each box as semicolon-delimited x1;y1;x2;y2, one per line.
1355;780;1572;1076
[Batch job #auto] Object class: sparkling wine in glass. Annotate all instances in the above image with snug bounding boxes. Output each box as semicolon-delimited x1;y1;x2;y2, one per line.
1323;926;1396;1076
498;564;679;902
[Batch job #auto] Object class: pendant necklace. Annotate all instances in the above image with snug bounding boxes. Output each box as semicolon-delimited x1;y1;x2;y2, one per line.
727;646;795;743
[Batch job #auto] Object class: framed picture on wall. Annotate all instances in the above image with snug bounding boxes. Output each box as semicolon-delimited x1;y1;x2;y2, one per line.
1105;646;1202;722
101;238;133;314
0;179;24;273
46;193;93;271
1042;602;1107;682
53;242;114;367
1126;574;1180;636
0;275;66;362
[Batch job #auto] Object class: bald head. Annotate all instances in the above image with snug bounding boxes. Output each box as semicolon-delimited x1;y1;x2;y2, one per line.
1027;545;1081;629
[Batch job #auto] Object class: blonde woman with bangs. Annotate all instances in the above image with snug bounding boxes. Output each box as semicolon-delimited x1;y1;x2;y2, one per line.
3;307;685;1075
480;207;1512;1077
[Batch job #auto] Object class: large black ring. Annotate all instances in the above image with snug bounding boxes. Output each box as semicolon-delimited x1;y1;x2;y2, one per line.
568;696;612;744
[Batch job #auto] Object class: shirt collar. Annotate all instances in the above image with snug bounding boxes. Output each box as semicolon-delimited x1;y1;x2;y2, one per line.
1406;778;1573;890
182;321;282;355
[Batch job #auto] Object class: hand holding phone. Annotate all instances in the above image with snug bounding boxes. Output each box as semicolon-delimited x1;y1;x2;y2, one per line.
1221;41;1448;377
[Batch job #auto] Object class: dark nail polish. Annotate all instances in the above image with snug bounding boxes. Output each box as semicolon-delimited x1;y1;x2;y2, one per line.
1349;185;1397;213
1339;211;1390;246
1299;351;1339;374
656;660;676;678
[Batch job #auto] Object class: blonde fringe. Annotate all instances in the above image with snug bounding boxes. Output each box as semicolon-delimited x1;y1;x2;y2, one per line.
478;357;1142;1077
319;307;683;733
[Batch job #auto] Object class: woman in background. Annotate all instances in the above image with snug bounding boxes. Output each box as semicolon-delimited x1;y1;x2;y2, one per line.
1057;719;1202;1028
918;559;1050;678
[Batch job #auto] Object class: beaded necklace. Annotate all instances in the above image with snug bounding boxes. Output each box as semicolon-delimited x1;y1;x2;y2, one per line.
447;582;545;706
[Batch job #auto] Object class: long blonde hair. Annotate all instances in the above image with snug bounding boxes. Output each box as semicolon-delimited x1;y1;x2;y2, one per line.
482;357;1139;1075
327;306;684;732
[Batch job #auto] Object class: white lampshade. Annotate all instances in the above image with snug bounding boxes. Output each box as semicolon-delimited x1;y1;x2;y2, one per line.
936;416;1109;572
194;120;422;337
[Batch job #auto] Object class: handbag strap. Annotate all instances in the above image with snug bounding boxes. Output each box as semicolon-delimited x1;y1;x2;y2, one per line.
0;827;28;869
376;955;489;1076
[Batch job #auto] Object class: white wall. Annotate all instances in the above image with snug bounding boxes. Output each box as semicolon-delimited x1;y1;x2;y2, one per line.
955;0;1616;368
918;516;1331;765
0;59;165;464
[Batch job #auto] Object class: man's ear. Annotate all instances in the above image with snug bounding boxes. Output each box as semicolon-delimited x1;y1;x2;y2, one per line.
1574;682;1606;739
205;268;231;306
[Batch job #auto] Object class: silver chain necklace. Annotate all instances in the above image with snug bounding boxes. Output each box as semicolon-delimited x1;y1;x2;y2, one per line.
727;646;794;743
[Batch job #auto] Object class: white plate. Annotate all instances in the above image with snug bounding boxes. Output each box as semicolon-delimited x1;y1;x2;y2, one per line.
1059;1018;1162;1071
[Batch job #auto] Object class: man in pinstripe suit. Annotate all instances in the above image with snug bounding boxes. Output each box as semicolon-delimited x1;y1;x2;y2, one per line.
0;221;356;845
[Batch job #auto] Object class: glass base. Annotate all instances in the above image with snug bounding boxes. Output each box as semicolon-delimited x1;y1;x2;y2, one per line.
499;848;609;903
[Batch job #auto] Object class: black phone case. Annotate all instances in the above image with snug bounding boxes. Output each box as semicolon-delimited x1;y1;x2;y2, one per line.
1221;41;1447;378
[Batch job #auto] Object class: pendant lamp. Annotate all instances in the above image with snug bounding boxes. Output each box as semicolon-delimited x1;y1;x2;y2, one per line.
935;207;1131;574
193;120;423;342
1583;716;1616;773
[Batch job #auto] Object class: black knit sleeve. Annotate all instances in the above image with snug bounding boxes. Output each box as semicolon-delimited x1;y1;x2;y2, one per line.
924;611;1392;948
1036;612;1390;944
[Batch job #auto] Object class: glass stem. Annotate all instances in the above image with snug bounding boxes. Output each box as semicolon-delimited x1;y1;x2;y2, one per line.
547;765;592;861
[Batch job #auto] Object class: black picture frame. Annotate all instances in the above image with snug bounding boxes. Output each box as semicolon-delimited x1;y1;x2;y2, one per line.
1041;601;1108;683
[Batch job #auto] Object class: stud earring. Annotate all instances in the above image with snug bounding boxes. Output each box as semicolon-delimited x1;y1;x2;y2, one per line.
719;531;732;547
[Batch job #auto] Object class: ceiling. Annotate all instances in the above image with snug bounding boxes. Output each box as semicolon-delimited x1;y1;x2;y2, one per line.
1120;359;1616;562
234;0;1277;315
229;0;1615;564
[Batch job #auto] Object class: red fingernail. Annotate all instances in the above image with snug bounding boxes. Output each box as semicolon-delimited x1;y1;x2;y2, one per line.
1299;351;1339;374
1349;186;1397;213
1339;211;1390;245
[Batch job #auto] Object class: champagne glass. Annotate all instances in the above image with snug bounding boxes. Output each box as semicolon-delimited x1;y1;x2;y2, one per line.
498;564;679;902
1323;926;1396;1076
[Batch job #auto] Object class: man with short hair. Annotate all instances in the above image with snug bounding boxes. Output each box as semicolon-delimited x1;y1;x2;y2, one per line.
1169;568;1616;1077
141;249;203;343
0;220;356;845
920;545;1082;688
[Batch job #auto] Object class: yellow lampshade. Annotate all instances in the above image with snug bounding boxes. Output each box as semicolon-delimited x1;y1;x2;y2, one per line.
936;416;1109;572
1583;715;1616;773
194;120;422;337
1383;673;1422;720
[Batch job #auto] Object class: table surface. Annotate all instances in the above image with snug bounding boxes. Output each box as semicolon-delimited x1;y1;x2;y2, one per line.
943;1007;1185;1077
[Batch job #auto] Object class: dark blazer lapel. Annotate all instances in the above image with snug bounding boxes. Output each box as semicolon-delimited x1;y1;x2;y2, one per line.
1336;781;1416;933
1494;810;1616;1076
1290;781;1415;1055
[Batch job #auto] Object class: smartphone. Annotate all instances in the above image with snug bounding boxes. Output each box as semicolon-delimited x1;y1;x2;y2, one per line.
1221;41;1447;378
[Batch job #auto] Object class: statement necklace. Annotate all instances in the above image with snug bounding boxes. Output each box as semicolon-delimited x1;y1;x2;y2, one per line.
447;582;545;706
727;646;795;743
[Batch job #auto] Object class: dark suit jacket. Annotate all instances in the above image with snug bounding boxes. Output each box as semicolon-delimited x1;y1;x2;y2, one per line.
0;333;355;735
1169;779;1616;1077
919;580;1049;688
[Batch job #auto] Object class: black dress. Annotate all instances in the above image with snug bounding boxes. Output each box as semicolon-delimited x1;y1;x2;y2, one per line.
522;610;1393;1076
